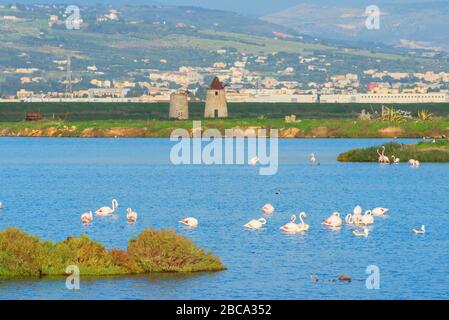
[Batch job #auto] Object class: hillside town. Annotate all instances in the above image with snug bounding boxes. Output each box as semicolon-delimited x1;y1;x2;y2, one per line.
5;57;449;104
1;4;449;104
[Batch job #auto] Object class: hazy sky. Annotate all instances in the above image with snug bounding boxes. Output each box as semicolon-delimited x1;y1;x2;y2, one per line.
2;0;448;16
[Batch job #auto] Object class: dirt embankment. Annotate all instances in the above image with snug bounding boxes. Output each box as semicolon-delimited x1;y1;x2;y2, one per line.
81;127;149;138
0;126;150;138
0;124;448;138
0;126;306;138
223;127;302;138
0;126;77;137
377;126;404;138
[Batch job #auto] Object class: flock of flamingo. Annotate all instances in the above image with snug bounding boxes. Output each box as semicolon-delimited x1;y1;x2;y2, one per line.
80;199;137;224
244;204;387;237
377;146;421;167
0;194;428;238
76;198;426;237
0;150;426;235
79;198;198;228
244;204;425;236
72;148;424;234
80;200;387;235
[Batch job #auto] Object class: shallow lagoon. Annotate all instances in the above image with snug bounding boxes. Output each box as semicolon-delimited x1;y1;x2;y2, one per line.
0;138;448;300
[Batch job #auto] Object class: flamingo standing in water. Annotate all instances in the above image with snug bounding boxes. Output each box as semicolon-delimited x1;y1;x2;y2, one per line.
95;199;118;216
262;204;275;215
360;210;374;225
391;155;400;164
280;213;309;233
309;153;319;165
345;214;354;225
322;212;342;228
295;212;310;232
372;207;389;217
280;215;298;232
81;211;93;224
126;208;138;223
345;205;361;224
179;217;198;228
409;159;421;168
351;205;364;225
244;218;267;230
377;146;390;164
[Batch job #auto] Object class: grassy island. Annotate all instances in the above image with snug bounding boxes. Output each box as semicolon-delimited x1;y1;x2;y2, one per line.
337;141;449;163
0;228;225;278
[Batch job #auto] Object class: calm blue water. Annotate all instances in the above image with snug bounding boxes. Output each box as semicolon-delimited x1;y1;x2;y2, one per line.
0;137;448;300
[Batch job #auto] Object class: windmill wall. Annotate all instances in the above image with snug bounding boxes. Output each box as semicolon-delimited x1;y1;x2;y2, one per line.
169;92;189;120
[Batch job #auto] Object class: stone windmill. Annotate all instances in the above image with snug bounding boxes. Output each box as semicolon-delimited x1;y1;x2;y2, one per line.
169;90;189;120
204;77;228;118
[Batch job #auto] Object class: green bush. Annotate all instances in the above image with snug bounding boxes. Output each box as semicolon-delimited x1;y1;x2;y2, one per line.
0;228;46;277
43;236;128;276
129;229;226;272
0;228;225;278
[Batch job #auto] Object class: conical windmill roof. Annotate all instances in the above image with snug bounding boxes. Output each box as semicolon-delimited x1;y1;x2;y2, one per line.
209;77;225;90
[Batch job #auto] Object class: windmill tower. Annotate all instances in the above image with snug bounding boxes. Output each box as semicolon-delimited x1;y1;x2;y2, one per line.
65;55;73;97
169;90;189;120
204;77;228;118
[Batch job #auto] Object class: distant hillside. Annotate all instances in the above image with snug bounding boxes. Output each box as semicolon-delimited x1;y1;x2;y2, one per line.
263;1;449;51
1;3;297;37
1;3;449;95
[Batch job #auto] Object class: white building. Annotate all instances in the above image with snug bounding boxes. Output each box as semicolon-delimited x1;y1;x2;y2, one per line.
228;92;449;104
319;93;449;103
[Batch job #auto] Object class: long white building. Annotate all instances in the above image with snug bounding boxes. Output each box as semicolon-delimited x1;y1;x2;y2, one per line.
318;92;449;104
227;92;449;103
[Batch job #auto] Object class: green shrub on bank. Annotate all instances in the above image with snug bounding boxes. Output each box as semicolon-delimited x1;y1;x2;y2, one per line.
43;235;129;276
0;228;46;277
0;228;225;278
338;141;449;162
129;229;225;272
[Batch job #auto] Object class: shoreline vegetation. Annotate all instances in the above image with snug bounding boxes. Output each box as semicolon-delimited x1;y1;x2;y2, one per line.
1;103;449;138
0;228;226;278
338;141;449;162
0;118;449;138
3;103;449;121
